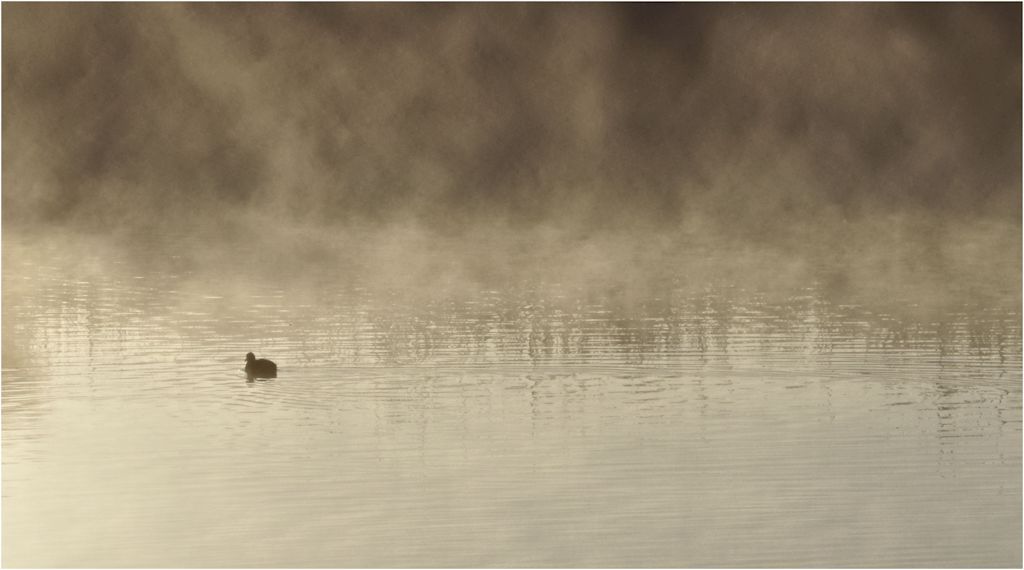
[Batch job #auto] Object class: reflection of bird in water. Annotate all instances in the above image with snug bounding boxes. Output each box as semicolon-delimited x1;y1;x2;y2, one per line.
245;352;277;380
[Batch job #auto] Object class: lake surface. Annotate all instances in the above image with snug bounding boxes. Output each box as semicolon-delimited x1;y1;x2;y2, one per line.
3;232;1021;567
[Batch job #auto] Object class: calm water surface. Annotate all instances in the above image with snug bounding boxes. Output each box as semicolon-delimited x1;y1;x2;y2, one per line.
3;236;1021;567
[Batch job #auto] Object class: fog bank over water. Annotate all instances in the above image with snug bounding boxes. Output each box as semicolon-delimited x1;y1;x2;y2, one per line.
3;7;1022;567
3;3;1021;303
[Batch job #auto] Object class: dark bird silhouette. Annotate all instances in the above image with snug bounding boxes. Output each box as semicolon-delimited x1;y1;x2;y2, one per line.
245;352;277;380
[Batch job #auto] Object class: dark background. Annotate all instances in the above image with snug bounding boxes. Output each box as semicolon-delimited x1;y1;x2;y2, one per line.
5;4;1020;230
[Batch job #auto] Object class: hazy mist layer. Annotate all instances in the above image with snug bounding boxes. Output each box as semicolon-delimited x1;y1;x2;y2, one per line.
2;3;1021;316
4;4;1020;231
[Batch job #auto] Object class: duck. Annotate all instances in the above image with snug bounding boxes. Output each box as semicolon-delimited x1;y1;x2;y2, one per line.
245;352;277;380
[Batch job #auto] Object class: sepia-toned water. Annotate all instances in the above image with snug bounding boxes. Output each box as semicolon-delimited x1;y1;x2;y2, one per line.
3;234;1021;568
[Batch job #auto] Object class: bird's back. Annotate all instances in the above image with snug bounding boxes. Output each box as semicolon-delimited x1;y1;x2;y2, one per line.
246;358;277;378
